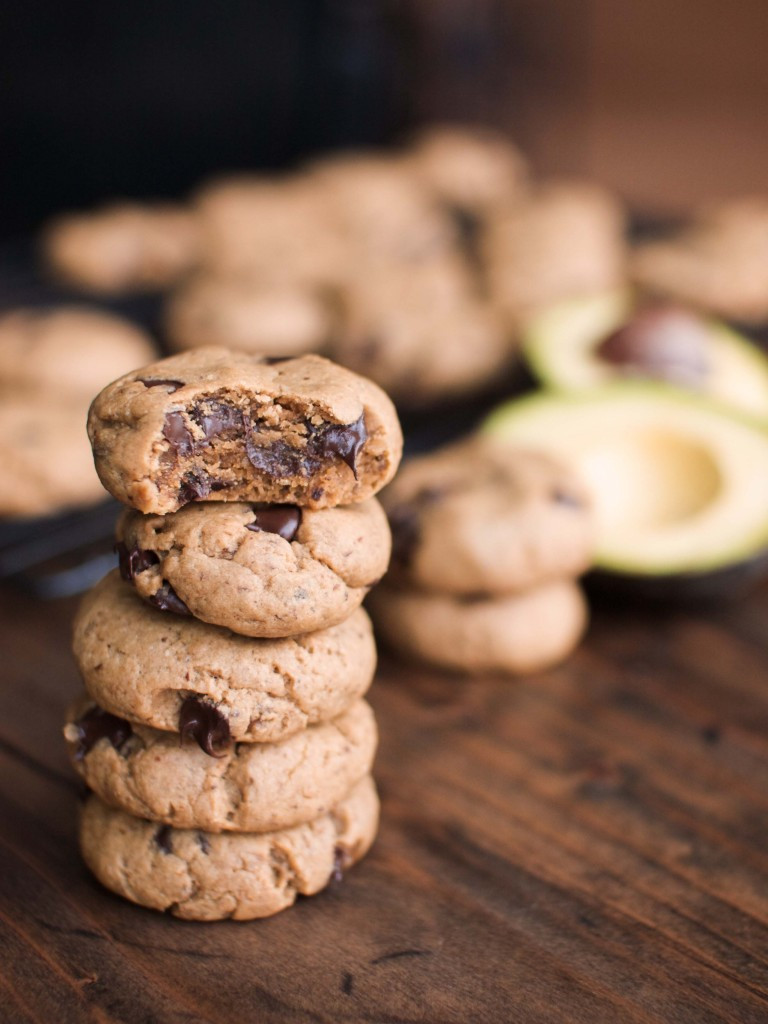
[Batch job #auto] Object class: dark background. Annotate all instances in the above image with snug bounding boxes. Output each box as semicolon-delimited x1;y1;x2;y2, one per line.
3;0;768;237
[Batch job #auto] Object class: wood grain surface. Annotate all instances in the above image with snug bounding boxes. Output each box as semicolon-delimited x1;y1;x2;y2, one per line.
1;578;768;1024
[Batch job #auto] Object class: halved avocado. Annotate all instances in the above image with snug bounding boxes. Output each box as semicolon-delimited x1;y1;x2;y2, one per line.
523;290;768;421
482;384;768;596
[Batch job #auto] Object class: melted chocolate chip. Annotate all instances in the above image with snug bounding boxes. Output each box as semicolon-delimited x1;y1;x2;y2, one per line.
115;541;160;582
178;471;211;505
244;413;368;481
72;706;132;761
139;378;184;392
595;306;710;387
179;697;230;757
162;411;195;455
192;401;243;441
245;505;302;541
147;582;192;616
315;413;368;478
154;826;173;854
196;832;211;855
262;356;294;365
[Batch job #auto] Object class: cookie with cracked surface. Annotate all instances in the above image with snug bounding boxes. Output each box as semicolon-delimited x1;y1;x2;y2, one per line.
87;347;402;514
79;775;379;920
73;570;376;742
116;497;390;637
369;581;588;675
0;398;107;517
165;275;331;357
65;695;377;833
382;438;593;595
0;307;155;402
43;202;200;293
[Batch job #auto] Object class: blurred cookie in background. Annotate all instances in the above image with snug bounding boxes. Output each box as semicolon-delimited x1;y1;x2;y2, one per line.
632;196;768;323
165;275;332;357
43;203;201;293
0;307;155;401
0;306;156;518
484;180;627;322
407;124;529;215
0;399;110;517
381;438;593;595
308;153;456;270
195;175;345;287
330;255;513;404
370;436;593;675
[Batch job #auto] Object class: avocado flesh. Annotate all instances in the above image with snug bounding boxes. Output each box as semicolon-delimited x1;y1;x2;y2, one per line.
523;290;768;420
483;385;768;578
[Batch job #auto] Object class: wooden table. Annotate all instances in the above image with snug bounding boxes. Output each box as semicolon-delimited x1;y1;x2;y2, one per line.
2;578;768;1024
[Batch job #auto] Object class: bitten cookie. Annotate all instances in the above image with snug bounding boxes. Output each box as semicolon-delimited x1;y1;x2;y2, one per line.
116;498;390;637
73;570;377;742
0;307;155;401
165;276;331;357
382;439;592;594
65;696;377;833
79;775;379;920
369;581;588;675
43;202;200;293
87;348;403;514
0;399;107;517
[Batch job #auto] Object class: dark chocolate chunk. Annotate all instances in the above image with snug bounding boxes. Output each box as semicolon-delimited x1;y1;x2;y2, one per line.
315;413;368;477
154;825;173;854
196;832;211;855
192;401;243;441
245;505;302;541
72;706;132;761
162;411;195;455
179;697;230;757
139;378;184;392
244;412;367;480
595;306;710;387
178;471;211;505
147;582;192;616
262;356;294;365
115;541;159;582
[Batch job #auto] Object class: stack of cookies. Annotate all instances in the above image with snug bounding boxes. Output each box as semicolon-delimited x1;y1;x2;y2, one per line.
370;438;593;676
64;347;402;920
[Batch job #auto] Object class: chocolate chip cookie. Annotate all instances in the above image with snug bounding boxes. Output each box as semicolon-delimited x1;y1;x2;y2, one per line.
0;307;155;401
115;497;390;637
382;438;593;595
0;398;107;517
369;581;588;675
408;124;528;213
79;775;379;919
88;348;403;514
73;570;377;742
165;276;331;357
484;180;626;319
43;202;200;293
66;695;377;832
